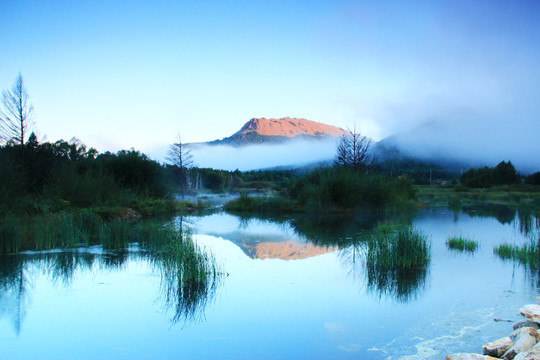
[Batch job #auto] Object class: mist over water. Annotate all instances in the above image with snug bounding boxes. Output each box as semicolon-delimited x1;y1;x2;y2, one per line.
189;138;339;171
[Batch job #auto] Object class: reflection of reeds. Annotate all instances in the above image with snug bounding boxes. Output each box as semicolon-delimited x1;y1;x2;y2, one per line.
0;218;222;328
142;224;220;324
494;219;539;269
495;241;540;269
446;235;478;253
365;264;429;303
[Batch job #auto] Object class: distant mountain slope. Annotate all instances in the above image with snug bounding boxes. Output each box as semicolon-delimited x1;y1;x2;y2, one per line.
207;117;347;146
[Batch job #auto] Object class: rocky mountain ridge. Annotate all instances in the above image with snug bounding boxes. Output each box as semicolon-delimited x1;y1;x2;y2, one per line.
206;117;346;146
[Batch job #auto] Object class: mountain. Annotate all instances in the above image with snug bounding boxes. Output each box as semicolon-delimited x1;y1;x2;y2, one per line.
206;117;347;146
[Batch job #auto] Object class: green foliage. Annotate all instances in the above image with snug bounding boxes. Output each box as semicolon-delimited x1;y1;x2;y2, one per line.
493;161;520;185
446;235;479;252
525;172;540;186
366;225;431;268
224;193;296;213
0;217;221;323
376;156;462;184
461;161;519;188
0;140;171;217
494;240;540;268
225;167;416;214
0;210;102;253
361;225;431;303
289;167;415;211
98;149;167;198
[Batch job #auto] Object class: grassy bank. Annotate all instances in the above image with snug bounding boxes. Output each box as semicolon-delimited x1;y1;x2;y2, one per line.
224;167;416;214
0;204;205;254
416;184;540;213
0;221;222;323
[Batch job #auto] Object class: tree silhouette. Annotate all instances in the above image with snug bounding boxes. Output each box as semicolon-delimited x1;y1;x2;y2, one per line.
167;134;194;199
334;125;372;172
0;73;34;146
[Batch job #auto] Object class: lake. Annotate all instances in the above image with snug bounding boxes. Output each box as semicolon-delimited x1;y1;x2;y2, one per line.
1;206;538;359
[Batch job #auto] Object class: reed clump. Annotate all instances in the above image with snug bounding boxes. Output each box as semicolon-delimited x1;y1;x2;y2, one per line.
140;223;221;323
366;225;431;269
494;241;540;269
360;225;431;303
447;235;479;252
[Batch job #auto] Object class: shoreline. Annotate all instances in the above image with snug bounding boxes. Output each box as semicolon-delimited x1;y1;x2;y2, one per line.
446;299;540;360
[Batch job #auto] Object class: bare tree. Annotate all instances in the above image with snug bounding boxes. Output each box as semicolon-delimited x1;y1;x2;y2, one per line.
167;133;194;199
0;73;34;146
334;125;372;172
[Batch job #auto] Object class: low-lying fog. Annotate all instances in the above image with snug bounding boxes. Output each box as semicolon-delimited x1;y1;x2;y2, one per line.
189;138;338;171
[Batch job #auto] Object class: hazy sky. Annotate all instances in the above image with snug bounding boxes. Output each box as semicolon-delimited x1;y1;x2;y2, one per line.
1;0;539;165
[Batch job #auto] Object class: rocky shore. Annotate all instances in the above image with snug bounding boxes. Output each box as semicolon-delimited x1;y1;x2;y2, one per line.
446;302;540;360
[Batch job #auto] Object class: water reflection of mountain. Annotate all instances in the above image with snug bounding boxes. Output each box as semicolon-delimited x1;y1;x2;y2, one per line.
202;211;430;303
208;230;337;260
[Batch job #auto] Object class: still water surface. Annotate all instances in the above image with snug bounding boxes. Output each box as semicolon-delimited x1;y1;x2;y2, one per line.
1;206;538;359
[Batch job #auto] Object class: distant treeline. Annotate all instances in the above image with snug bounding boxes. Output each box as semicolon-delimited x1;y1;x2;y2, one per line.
0;135;169;216
3;134;539;217
460;161;540;188
0;135;294;216
375;157;462;184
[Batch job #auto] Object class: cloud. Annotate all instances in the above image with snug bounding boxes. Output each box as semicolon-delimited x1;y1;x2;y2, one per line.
384;107;540;173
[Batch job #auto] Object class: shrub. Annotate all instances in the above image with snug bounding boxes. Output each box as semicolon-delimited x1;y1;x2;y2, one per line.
224;193;295;213
289;167;415;211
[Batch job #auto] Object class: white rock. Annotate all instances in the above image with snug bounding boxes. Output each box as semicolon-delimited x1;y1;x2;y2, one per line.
504;327;540;360
510;327;540;342
483;337;513;358
521;305;540;325
513;342;540;360
445;354;501;360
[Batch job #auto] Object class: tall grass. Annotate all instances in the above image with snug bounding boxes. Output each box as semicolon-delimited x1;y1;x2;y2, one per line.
447;235;479;253
361;225;431;302
0;216;22;253
289;167;416;212
1;216;222;323
494;217;539;268
494;241;540;268
365;225;431;268
140;223;221;323
0;211;104;253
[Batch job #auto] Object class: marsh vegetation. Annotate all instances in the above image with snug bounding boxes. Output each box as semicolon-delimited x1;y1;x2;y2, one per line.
446;236;479;253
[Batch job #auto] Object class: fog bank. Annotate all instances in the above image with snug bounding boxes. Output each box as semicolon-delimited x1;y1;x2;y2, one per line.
189;138;338;171
383;109;540;174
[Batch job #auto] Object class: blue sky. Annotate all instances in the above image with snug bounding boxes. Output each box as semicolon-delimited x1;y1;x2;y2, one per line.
1;0;539;165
